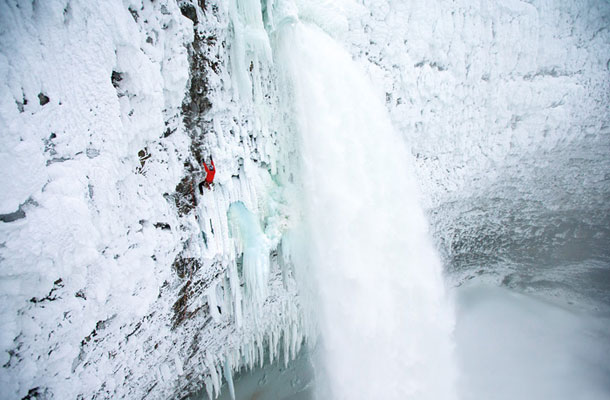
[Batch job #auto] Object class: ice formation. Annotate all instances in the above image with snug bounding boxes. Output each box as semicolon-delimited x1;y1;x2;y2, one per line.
1;0;608;399
227;201;270;312
0;0;305;398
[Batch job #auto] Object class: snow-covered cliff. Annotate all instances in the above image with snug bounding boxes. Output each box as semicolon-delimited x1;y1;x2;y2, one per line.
342;0;609;204
337;0;609;301
1;0;608;399
1;1;306;399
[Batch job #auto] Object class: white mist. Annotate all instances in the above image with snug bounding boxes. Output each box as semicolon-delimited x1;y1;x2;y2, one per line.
275;19;457;400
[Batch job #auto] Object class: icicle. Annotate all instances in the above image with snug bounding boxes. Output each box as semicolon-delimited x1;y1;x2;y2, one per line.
257;334;265;368
251;340;257;369
227;201;270;307
228;0;272;103
223;355;236;400
204;376;214;400
268;330;275;365
220;278;232;321
282;325;290;367
290;322;298;361
206;354;221;398
295;330;303;355
207;283;221;322
244;341;250;369
226;260;243;326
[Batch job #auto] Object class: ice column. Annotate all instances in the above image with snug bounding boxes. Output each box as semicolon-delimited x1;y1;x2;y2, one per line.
228;0;272;102
227;201;270;308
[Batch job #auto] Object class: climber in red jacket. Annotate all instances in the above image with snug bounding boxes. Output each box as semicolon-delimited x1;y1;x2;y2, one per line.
198;156;215;194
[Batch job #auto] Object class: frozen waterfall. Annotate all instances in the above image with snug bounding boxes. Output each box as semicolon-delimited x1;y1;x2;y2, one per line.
275;21;456;399
2;0;609;399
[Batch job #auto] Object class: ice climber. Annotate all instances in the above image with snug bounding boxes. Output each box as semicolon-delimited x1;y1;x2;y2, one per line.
199;156;215;194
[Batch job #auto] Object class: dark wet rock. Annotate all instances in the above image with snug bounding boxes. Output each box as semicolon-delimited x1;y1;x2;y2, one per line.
21;387;43;400
30;279;64;304
154;222;171;230
129;7;139;22
0;197;36;222
16;96;27;112
0;208;26;223
172;176;198;216
111;71;123;88
179;2;198;24
38;92;50;105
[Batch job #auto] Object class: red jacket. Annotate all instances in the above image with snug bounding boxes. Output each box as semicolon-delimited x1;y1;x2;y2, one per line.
203;159;215;183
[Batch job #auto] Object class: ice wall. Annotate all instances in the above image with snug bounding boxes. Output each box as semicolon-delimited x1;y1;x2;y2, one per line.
338;0;610;303
0;0;306;399
0;0;194;397
343;0;609;208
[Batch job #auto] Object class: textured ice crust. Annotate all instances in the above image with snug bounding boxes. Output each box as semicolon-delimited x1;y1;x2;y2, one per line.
336;0;610;304
0;0;193;397
0;0;305;399
337;0;610;208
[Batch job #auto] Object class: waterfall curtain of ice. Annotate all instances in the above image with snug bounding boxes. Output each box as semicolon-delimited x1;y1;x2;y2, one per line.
274;21;456;399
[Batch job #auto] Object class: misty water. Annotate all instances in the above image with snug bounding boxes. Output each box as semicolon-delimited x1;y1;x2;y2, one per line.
197;346;315;400
200;284;610;400
276;20;456;399
199;283;610;400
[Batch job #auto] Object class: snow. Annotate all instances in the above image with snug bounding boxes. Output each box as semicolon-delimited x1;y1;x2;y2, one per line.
1;0;192;395
454;284;610;400
0;0;305;399
344;0;610;211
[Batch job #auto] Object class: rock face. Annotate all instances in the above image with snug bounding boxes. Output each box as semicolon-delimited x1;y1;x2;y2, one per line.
0;1;305;399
